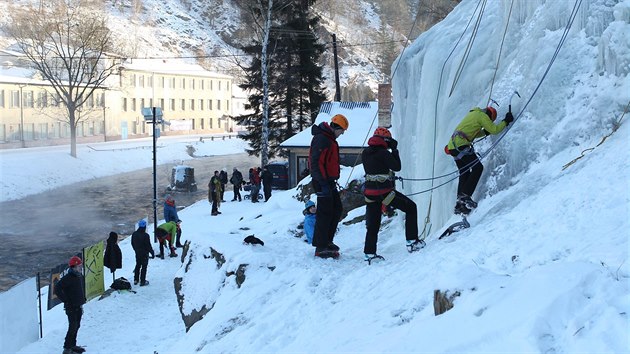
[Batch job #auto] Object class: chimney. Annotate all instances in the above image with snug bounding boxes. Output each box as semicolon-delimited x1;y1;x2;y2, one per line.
378;83;392;128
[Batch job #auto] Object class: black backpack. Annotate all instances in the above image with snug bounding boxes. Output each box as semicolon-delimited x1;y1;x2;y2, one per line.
111;277;132;290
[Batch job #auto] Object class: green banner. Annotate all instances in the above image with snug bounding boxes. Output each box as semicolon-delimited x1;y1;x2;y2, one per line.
83;242;104;301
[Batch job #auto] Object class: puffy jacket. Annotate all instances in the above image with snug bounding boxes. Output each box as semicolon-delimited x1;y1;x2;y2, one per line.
131;227;154;258
164;199;179;223
157;221;178;238
362;135;401;196
447;107;507;150
103;233;122;272
54;268;86;309
303;213;316;245
308;122;340;186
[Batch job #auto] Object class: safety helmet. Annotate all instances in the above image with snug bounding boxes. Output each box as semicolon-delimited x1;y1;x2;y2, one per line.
68;256;82;267
486;106;497;121
331;114;349;130
138;219;147;228
373;127;392;138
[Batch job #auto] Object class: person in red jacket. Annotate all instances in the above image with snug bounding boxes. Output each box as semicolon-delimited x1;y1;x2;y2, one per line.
362;127;425;264
308;114;348;258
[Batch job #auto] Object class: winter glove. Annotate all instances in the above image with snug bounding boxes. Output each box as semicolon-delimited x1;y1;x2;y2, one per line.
503;112;514;125
317;182;331;197
386;138;398;150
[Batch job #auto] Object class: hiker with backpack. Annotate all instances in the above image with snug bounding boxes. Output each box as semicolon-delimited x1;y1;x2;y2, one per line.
446;106;513;215
131;219;155;285
362;127;425;264
308;114;348;258
54;256;86;354
230;167;243;201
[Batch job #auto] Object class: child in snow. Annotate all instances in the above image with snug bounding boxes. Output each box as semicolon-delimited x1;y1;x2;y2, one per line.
303;200;317;245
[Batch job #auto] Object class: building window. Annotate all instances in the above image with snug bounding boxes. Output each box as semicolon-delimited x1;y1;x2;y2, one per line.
140;98;145;110
218;81;221;90
131;98;137;112
209;118;213;129
171;78;176;88
10;91;20;108
191;79;195;90
227;83;230;92
160;98;165;109
161;76;166;88
181;99;185;110
217;100;221;111
129;74;136;86
53;93;61;107
208;99;213;110
38;92;48;108
199;99;204;110
86;94;94;108
190;99;195;111
181;78;186;89
201;80;205;90
122;98;127;111
148;75;153;88
210;80;213;90
139;75;145;88
0;90;4;108
170;99;175;111
227;100;230;111
149;98;153;107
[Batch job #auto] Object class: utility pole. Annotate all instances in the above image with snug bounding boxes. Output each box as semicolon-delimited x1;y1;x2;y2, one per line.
332;34;341;102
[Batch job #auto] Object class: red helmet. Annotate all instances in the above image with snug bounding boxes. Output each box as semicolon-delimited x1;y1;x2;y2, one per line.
486;106;497;121
373;127;392;138
68;256;82;267
331;114;349;130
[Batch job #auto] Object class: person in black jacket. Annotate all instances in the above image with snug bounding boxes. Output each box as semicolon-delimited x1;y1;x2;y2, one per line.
219;169;228;202
230;167;243;201
131;219;155;286
103;232;122;283
54;256;86;354
261;166;273;202
362;127;425;264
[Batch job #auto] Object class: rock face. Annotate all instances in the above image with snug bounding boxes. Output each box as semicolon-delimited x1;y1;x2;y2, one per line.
174;246;275;331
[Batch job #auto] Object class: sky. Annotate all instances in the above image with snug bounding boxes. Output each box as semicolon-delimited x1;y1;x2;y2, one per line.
2;0;630;353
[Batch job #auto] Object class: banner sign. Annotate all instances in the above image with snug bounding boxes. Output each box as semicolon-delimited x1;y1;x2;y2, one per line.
47;263;69;310
169;120;192;131
83;241;104;301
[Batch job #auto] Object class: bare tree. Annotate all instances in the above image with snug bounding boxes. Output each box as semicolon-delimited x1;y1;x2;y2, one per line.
7;0;120;157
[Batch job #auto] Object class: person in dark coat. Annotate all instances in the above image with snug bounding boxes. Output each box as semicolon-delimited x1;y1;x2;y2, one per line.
209;171;222;215
230;167;243;202
249;168;261;203
164;195;184;247
131;219;154;286
103;232;122;282
54;256;86;354
219;169;228;202
362;127;425;264
308;114;348;258
261;166;273;202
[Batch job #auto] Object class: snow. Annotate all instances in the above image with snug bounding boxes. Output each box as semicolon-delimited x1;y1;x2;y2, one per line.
1;0;629;353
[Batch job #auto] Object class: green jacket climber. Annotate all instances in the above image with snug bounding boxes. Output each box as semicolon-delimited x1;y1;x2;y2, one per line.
447;107;508;150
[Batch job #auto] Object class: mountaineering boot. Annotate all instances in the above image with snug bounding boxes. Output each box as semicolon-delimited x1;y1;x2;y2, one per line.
133;280;139;285
314;247;339;259
157;253;164;260
140;280;150;286
327;242;340;252
454;201;471;215
71;346;86;353
458;194;478;209
62;348;78;354
364;253;385;265
406;239;426;253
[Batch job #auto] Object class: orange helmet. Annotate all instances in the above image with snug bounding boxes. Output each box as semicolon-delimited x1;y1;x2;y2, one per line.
373;127;392;138
68;256;82;267
486;106;497;121
331;114;349;130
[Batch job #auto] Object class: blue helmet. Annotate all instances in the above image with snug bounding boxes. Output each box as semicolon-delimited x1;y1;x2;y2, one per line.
304;200;315;210
138;219;147;228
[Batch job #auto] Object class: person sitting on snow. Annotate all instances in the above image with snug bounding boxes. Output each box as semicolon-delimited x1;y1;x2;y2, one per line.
302;200;317;245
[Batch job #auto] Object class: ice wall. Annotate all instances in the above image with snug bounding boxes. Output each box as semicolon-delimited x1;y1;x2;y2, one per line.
391;0;629;230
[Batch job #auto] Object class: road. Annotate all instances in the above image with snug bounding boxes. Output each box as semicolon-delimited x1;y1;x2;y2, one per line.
0;152;259;291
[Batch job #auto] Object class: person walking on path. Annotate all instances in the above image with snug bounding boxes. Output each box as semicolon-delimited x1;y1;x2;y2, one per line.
308;114;348;258
249;168;261;203
261;166;273;202
103;231;122;283
209;171;222;215
131;219;154;286
163;195;184;247
362;127;425;264
446;106;513;215
230;167;243;201
54;256;86;354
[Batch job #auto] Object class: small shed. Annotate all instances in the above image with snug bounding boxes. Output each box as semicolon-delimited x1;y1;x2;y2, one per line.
280;101;379;188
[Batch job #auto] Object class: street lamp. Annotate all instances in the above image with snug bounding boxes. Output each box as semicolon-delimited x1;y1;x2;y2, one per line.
102;106;108;142
18;84;26;148
142;106;164;242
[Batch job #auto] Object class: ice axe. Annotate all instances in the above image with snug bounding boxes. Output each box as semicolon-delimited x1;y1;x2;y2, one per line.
509;90;521;113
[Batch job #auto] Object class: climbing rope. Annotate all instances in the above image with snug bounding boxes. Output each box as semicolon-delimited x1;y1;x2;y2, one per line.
486;0;516;106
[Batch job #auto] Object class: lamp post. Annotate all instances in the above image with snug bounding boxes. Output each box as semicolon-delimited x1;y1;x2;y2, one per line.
102;106;108;142
142;107;163;242
19;84;26;148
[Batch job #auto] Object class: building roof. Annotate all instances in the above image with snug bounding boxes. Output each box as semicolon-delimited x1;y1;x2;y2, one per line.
280;101;379;149
120;58;232;79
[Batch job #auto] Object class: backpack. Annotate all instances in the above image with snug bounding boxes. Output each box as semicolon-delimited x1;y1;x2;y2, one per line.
111;277;132;290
